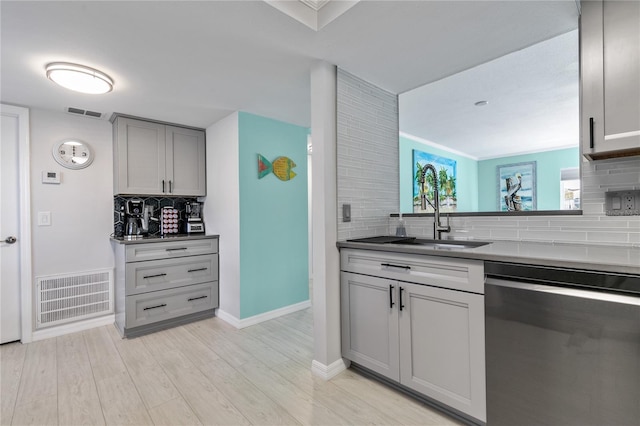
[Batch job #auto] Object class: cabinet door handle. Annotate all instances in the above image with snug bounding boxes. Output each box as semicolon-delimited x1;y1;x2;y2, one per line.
166;247;188;251
381;263;411;270
162;180;166;192
187;295;208;302
399;287;405;311
389;284;395;308
143;303;167;311
169;180;172;193
188;267;208;273
143;273;167;279
589;117;594;149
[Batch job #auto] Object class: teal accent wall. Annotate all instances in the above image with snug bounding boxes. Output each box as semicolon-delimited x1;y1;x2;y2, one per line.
399;135;478;213
238;112;309;319
477;147;579;211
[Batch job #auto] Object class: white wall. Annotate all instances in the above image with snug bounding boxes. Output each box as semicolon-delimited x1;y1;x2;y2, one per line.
203;112;240;319
29;109;114;278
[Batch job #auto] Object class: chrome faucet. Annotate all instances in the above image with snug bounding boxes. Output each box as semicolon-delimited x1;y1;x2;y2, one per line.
419;163;451;240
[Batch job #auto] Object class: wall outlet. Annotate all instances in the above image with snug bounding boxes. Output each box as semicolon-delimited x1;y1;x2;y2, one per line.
605;190;640;216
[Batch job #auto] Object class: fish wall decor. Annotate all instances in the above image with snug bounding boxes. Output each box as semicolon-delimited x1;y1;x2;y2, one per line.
258;154;297;181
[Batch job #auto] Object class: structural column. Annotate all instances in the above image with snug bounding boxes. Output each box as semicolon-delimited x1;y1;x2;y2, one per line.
310;61;345;379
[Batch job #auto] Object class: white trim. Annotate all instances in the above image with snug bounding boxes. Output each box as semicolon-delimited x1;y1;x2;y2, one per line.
311;358;349;380
217;299;311;329
477;143;579;161
31;314;115;342
400;131;478;160
604;130;640;140
1;104;33;344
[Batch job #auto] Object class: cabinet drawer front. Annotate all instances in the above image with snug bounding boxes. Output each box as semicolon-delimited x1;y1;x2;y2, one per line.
125;282;218;329
125;238;218;262
125;254;218;295
340;249;484;294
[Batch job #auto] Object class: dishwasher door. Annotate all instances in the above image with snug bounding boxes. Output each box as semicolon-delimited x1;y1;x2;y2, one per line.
485;277;640;426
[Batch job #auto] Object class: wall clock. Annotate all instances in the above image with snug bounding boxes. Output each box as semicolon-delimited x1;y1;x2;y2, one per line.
52;139;94;169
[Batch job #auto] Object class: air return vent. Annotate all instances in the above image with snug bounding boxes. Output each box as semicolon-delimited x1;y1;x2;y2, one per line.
66;107;103;119
36;269;113;329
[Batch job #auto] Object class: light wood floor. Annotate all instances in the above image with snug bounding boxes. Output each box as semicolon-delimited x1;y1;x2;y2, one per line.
1;308;460;425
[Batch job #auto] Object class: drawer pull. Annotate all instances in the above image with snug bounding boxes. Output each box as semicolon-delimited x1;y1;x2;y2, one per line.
399;287;405;311
188;295;208;302
143;303;167;311
389;284;395;308
166;247;188;251
143;273;167;279
381;263;411;270
188;267;208;273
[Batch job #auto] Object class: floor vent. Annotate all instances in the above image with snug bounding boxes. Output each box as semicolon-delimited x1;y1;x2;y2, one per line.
66;107;103;119
36;269;113;329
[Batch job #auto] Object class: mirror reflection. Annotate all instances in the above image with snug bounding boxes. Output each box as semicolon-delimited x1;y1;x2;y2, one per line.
399;29;580;214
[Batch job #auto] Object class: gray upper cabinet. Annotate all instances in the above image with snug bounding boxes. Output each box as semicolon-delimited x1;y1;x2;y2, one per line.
581;0;640;160
113;116;206;196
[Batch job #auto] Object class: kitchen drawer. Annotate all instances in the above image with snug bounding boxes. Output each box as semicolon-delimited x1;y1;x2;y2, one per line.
125;282;217;329
340;249;484;294
125;238;217;262
125;254;218;296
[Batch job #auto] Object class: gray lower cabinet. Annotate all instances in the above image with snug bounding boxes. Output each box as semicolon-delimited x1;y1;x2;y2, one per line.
113;237;219;337
340;249;486;422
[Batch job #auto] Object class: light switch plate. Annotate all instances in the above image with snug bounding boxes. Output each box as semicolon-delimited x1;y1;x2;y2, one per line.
605;190;640;216
38;211;51;226
343;204;351;222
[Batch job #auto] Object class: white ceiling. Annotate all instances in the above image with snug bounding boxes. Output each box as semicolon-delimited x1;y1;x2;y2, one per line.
1;1;579;132
400;29;579;160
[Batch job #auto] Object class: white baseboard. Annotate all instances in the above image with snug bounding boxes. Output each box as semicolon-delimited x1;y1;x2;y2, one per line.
311;358;349;380
31;314;115;342
217;299;311;329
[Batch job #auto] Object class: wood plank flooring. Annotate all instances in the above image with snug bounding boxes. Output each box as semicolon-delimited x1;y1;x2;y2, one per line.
1;308;460;425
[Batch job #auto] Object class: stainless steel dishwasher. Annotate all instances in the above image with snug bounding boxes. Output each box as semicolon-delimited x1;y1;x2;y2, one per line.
485;261;640;426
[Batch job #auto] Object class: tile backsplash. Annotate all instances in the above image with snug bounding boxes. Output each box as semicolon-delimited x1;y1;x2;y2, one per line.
337;68;399;241
113;196;198;238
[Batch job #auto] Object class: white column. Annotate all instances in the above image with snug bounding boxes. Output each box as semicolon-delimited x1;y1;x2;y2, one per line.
310;61;346;379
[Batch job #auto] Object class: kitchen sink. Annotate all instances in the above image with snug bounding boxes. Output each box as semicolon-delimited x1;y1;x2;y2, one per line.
346;236;491;250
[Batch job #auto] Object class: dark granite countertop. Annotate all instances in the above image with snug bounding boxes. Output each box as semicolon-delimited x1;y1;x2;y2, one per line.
110;234;219;245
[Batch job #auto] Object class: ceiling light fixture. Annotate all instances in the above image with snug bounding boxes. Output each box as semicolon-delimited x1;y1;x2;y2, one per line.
474;100;489;107
46;62;113;94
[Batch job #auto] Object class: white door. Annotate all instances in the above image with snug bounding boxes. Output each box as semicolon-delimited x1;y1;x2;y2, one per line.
1;106;25;343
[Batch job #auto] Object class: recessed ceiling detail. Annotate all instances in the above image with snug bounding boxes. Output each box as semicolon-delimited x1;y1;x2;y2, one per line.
264;0;360;31
299;0;330;11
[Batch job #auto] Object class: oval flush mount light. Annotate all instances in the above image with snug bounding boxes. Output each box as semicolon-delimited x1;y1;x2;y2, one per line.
46;62;113;94
474;100;489;107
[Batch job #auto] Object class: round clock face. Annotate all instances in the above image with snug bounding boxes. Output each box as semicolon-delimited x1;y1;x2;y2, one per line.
53;140;94;169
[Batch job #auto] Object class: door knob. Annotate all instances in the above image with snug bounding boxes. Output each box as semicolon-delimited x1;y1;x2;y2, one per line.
4;236;17;244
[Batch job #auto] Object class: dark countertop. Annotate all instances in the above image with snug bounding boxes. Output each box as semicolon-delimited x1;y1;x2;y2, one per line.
337;239;640;275
111;234;219;245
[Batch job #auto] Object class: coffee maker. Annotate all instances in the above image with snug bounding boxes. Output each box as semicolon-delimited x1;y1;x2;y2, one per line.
185;201;205;233
124;199;145;239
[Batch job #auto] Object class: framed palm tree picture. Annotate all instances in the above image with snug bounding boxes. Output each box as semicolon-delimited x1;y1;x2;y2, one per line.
412;149;457;213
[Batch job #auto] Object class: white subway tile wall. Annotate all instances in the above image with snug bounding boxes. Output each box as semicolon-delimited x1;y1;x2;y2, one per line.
337;72;639;247
337;69;399;241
